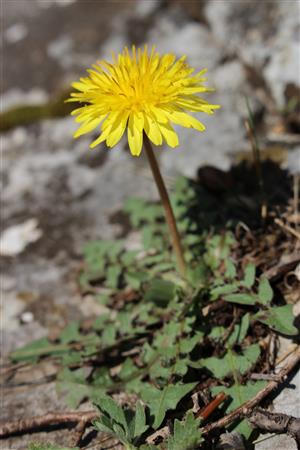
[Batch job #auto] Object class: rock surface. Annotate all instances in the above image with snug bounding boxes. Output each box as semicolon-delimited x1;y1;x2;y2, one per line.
1;1;299;449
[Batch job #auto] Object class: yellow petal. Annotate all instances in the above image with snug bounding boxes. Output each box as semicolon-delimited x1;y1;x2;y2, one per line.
89;115;116;148
128;112;144;156
166;110;206;132
149;106;168;124
74;109;97;123
71;107;84;116
158;122;179;148
144;114;162;146
176;99;220;113
74;117;105;138
69;46;220;150
90;131;111;148
71;81;90;92
106;112;129;147
181;86;211;94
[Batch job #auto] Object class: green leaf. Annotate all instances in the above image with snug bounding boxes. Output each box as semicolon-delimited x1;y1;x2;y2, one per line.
59;321;80;344
118;358;137;380
172;358;190;377
101;324;117;345
142;225;165;250
10;337;67;362
186;262;208;287
57;368;99;408
131;401;148;439
125;271;149;290
133;302;157;326
83;240;110;271
243;263;256;288
106;265;121;289
108;241;124;262
92;367;114;389
93;414;115;436
179;332;203;354
96;293;110;305
117;312;133;334
140;446;157;450
140;253;166;266
141;382;197;429
123;197;147;226
121;250;139;266
223;293;256;305
144;279;177;307
254;304;298;335
258;277;273;304
208;326;226;341
228;313;250;345
196;344;260;379
210;283;238;300
93;397;148;448
212;381;267;437
150;262;175;275
60;351;83;366
94;395;127;430
167;411;203;450
225;259;237;279
124;197;163;227
28;444;78;450
93;313;110;331
152;321;181;358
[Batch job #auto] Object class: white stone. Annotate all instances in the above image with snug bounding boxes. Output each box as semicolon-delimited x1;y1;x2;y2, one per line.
295;264;300;282
287;148;300;175
55;0;77;6
148;19;221;70
67;165;97;198
20;311;34;324
1;275;16;292
255;434;297;450
161;107;246;177
264;1;300;107
1;292;24;331
1;88;49;111
265;42;300;107
0;219;42;256
205;0;232;43
213;61;246;93
37;0;77;8
5;23;28;43
135;0;161;18
47;35;73;60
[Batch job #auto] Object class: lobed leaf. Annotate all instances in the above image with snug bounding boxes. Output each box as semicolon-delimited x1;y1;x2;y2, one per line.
141;383;197;429
258;277;273;304
167;411;203;450
254;304;298;336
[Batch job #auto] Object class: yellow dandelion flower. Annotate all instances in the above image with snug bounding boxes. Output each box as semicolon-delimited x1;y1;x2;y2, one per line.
69;45;220;156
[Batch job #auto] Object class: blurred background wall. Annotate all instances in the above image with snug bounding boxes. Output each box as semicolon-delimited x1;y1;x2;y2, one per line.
2;0;299;350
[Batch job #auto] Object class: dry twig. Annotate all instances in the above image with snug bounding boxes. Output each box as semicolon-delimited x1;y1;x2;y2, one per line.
148;346;300;444
0;410;97;438
274;218;300;241
200;346;300;435
248;408;300;443
263;254;300;281
1;348;299;446
196;392;227;420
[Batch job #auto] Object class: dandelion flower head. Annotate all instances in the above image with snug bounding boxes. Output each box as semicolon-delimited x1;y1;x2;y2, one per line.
69;46;220;156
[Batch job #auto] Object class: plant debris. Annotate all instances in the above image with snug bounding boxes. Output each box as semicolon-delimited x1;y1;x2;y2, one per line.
2;164;299;450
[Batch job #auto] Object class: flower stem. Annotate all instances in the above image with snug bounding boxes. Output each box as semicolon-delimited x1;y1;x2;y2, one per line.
143;134;186;277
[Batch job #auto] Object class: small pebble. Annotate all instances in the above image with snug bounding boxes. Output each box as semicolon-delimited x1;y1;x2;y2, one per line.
5;23;28;44
20;311;34;324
